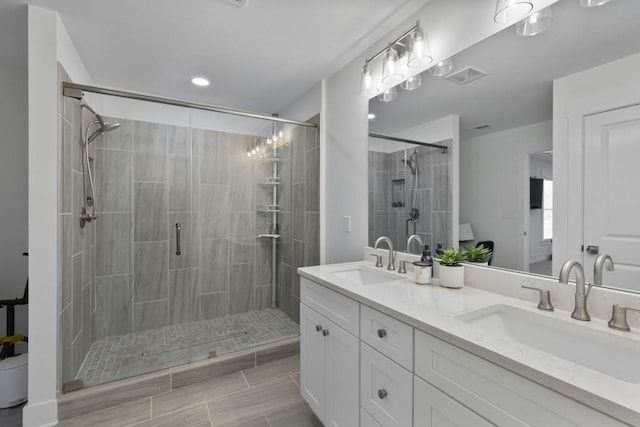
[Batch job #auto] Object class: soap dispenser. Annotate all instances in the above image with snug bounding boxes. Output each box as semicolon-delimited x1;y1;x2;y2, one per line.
421;245;433;266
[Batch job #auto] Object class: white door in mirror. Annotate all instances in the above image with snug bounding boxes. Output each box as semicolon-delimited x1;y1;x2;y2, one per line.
584;104;640;291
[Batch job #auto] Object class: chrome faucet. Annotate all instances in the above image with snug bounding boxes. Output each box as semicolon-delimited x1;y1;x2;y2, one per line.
374;236;395;271
406;234;423;255
559;260;591;321
593;254;614;287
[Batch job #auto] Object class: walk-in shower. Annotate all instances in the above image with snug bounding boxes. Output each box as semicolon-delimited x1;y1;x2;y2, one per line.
57;76;320;390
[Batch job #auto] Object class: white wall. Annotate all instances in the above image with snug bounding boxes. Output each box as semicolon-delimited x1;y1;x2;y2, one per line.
25;7;96;426
460;121;552;270
25;6;60;427
0;1;28;351
322;0;557;264
278;82;322;123
553;51;640;277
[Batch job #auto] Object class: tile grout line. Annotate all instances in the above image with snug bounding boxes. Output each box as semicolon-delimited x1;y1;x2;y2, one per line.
289;373;299;387
149;395;154;420
205;401;214;427
240;370;251;389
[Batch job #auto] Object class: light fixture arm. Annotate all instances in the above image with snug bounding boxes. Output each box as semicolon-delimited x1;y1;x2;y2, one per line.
364;21;421;66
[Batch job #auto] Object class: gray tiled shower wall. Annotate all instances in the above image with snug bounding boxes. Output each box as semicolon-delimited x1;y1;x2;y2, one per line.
276;116;320;323
90;123;276;342
58;65;94;384
59;63;319;383
369;141;453;254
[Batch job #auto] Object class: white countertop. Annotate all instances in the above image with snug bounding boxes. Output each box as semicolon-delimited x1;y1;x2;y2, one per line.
298;261;640;426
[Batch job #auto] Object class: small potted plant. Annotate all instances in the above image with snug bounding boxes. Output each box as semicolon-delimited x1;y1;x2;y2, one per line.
434;248;467;288
464;245;492;266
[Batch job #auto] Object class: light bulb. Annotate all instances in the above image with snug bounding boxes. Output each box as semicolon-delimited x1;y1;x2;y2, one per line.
494;0;533;24
400;74;421;91
382;45;403;85
408;24;432;68
515;6;552;36
360;63;380;97
377;86;398;102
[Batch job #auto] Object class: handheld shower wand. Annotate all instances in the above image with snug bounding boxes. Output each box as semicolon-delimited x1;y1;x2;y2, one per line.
79;104;120;228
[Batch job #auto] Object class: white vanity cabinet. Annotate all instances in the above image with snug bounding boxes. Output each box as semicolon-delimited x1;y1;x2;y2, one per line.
414;376;493;427
299;276;627;427
300;279;359;427
414;331;625;427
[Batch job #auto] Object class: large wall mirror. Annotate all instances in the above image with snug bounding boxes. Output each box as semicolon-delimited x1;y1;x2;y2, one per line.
368;0;640;293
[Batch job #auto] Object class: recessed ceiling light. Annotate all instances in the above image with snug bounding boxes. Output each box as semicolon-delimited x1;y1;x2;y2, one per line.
368;113;376;120
191;77;210;87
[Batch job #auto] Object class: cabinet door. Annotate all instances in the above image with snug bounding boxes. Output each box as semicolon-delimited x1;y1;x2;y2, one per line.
300;304;327;423
414;377;493;427
361;343;413;427
325;316;360;427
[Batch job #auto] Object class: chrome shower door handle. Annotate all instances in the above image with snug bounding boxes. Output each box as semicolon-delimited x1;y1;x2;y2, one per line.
175;223;182;256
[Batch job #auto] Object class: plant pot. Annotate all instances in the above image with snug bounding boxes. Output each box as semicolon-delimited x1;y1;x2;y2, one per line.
439;265;464;289
468;261;489;267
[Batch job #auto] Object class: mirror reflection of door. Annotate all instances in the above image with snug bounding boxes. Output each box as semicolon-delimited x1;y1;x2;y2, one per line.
527;152;553;276
584;104;640;292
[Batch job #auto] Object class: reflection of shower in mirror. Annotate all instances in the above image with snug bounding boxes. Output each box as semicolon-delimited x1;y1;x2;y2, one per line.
403;149;420;240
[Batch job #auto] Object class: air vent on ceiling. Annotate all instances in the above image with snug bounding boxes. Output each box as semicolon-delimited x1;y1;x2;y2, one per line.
219;0;248;7
474;124;492;130
445;66;487;85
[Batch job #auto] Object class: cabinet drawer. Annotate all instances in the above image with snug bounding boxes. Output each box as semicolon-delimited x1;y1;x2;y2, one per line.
361;305;413;370
301;277;359;336
413;376;493;427
414;330;624;427
361;408;383;427
361;343;412;427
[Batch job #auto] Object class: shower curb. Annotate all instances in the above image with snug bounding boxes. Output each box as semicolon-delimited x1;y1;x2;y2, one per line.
57;336;299;421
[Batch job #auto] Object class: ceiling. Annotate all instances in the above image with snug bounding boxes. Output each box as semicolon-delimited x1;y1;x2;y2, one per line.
369;0;640;139
26;0;426;114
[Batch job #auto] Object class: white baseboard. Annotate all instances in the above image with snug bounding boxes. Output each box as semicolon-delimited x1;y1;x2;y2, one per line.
22;398;58;427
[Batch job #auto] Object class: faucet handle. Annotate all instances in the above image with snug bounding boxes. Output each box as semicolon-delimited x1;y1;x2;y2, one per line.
370;253;383;268
398;260;408;274
521;285;554;311
608;304;640;332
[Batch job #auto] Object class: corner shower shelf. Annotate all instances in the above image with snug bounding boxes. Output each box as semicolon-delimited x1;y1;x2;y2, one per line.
258;178;282;187
258;205;281;213
260;156;282;163
258;234;281;239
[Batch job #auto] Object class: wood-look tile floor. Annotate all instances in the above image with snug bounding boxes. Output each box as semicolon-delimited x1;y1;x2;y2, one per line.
60;355;322;427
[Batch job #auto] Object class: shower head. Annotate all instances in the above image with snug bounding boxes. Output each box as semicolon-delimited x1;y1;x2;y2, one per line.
401;154;417;175
401;158;416;175
87;116;121;143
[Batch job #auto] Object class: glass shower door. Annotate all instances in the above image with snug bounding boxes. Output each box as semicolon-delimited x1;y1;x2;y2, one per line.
70;98;197;387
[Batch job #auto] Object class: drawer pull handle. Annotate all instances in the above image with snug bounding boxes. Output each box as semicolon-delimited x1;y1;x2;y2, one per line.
316;325;323;332
377;389;388;399
377;329;387;338
322;329;330;336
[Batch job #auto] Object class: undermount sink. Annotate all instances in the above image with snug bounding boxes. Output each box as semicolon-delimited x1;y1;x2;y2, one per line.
330;266;404;285
457;304;640;383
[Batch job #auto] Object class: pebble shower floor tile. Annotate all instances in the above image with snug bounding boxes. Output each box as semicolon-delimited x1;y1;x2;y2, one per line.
77;308;299;387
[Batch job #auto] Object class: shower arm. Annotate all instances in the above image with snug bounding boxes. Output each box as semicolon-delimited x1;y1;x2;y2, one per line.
81;102;105;128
